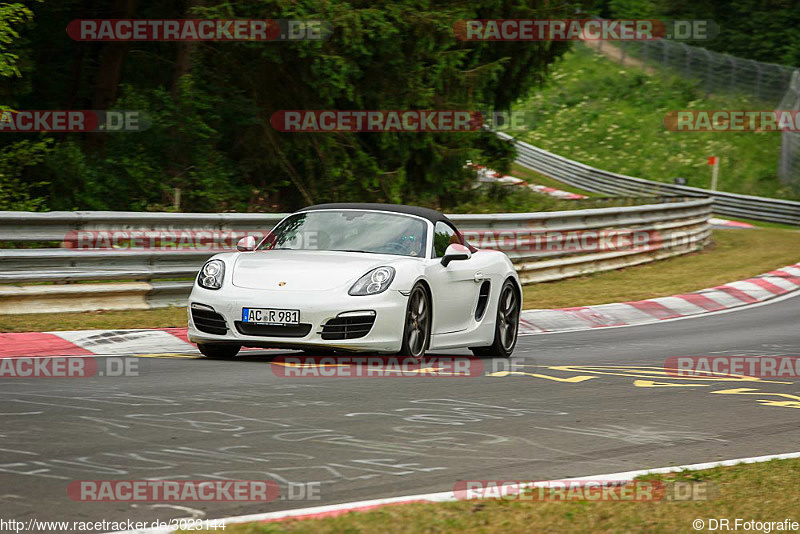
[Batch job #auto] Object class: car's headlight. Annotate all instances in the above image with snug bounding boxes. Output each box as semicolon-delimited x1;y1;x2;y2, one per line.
198;260;225;290
349;266;395;296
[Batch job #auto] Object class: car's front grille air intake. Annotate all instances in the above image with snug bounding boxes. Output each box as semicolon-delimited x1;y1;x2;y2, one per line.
234;322;312;338
191;306;228;335
321;315;376;340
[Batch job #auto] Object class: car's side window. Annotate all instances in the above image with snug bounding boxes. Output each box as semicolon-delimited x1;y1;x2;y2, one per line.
433;221;461;258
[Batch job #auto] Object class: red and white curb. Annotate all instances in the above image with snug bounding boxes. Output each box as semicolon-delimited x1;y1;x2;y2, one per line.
519;262;800;334
0;327;197;358
709;217;755;229
466;164;762;225
107;450;800;534
468;163;588;200
467;164;760;225
2;262;799;358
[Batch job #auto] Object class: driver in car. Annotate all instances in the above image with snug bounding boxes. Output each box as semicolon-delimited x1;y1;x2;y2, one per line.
399;234;423;256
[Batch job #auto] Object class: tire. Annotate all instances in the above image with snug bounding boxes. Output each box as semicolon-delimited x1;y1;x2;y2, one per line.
398;284;431;360
471;279;520;358
198;343;241;359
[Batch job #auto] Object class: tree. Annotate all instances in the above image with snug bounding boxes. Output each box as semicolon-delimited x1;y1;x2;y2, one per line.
11;0;572;212
0;2;50;211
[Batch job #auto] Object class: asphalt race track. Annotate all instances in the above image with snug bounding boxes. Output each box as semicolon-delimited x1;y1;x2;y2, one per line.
2;294;800;530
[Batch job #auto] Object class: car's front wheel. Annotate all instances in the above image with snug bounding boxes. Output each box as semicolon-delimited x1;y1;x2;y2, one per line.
398;284;431;360
198;343;241;359
472;279;520;358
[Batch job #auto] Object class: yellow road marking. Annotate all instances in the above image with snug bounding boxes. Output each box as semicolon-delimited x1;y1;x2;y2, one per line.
489;364;798;410
711;388;800;409
633;380;708;388
545;365;793;385
487;371;596;383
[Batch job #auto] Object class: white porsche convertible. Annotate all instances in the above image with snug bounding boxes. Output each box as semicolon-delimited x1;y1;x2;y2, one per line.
187;204;521;359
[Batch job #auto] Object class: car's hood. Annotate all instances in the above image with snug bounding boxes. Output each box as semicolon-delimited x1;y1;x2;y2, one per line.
231;250;404;291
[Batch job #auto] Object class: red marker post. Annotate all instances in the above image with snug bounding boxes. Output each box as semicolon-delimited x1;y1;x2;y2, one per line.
707;156;719;190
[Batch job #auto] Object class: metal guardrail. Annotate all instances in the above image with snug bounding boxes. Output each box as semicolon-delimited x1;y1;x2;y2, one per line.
500;132;800;226
0;211;284;242
452;199;711;283
0;199;712;313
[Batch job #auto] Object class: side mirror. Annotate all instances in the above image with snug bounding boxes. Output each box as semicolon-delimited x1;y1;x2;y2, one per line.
441;243;471;267
237;235;257;252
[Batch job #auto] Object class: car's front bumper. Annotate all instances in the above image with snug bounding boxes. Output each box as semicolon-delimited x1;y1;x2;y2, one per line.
187;285;408;353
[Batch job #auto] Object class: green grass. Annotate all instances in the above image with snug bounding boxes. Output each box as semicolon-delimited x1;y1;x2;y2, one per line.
189;458;800;533
523;227;800;308
514;45;799;201
445;183;653;214
0;306;188;333
707;215;799;230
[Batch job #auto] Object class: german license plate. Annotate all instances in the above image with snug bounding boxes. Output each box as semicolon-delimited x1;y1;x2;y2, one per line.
242;308;300;325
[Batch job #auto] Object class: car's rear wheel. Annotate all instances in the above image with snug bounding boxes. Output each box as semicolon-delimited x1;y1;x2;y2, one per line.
471;280;519;358
398;284;431;360
198;343;241;359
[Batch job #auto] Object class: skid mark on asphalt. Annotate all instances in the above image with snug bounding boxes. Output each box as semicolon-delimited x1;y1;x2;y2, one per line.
534;424;724;445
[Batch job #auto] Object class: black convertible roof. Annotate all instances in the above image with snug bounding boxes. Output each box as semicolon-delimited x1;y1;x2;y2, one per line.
298;203;454;225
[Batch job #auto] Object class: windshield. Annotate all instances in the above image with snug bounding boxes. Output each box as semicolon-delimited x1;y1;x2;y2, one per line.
259;210;428;258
